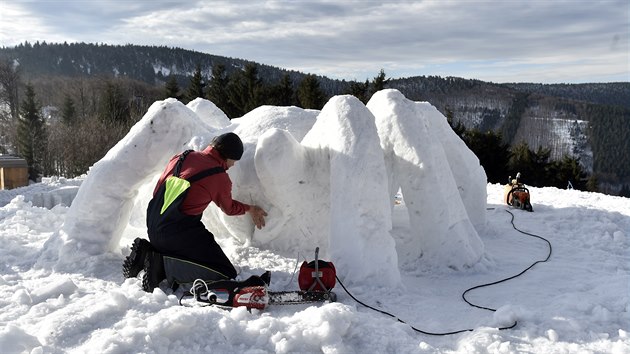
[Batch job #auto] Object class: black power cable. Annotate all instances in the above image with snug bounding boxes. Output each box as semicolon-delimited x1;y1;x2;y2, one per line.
335;209;552;336
335;275;480;336
462;210;552;311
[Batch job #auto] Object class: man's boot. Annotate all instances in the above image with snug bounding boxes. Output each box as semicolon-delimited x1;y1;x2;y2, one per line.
260;271;271;285
123;238;152;278
142;249;166;292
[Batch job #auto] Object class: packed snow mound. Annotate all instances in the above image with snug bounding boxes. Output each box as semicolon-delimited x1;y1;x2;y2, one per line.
48;99;222;263
200;105;319;246
368;89;485;269
44;90;487;283
250;96;400;285
186;98;231;129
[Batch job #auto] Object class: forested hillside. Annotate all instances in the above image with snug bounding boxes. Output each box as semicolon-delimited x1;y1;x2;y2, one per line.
505;82;630;109
0;42;628;194
0;42;349;95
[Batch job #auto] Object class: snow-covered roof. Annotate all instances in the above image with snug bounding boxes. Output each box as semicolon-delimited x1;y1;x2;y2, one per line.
0;155;28;168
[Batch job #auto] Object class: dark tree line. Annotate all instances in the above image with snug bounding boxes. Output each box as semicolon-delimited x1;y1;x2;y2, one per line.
164;64;391;118
506;82;630;110
447;110;592;191
164;62;329;118
587;104;630;182
345;69;389;104
1;58;160;180
0;59;335;181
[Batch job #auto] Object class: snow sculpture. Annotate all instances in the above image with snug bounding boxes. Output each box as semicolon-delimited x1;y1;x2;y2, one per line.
201;105;319;245
53;99;218;259
418;101;487;230
367;89;485;270
252;96;401;286
48;90;486;281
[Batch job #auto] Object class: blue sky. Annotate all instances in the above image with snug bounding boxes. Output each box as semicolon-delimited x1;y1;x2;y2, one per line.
1;0;628;83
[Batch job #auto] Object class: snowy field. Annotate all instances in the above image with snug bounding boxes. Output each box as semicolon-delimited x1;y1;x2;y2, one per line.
1;91;628;353
1;180;628;353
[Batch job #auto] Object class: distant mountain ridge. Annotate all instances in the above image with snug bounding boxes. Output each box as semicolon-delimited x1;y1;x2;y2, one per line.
2;42;627;108
1;42;628;188
504;82;630;109
0;42;348;94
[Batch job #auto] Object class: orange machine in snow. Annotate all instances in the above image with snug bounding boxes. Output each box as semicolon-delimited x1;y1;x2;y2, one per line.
504;172;533;212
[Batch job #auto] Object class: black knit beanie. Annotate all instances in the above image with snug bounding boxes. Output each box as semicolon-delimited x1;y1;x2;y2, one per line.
211;132;244;160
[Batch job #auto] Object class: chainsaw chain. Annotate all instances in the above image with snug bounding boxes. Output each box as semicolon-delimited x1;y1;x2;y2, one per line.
268;290;336;305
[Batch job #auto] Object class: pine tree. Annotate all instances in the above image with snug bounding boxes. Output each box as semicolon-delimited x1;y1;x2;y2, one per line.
99;80;129;124
17;84;46;181
530;145;551;186
206;64;231;113
348;79;369;104
297;74;326;109
463;129;510;183
586;174;599;192
164;75;181;100
61;95;76;125
271;73;295;106
547;155;588;190
507;141;534;184
507;141;557;187
370;69;389;96
226;63;266;117
185;64;205;103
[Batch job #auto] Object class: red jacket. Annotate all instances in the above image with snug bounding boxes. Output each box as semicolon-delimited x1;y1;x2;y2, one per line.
154;146;250;216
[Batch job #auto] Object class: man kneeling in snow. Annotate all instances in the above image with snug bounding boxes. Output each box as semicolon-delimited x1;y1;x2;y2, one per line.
123;132;268;292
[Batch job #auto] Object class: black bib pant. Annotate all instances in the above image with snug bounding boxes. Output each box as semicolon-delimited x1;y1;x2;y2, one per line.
149;214;237;279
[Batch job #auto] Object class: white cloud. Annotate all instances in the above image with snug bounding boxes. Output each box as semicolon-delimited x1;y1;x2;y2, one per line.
1;0;628;83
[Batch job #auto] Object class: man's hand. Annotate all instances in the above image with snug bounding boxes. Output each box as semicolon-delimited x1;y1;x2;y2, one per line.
248;205;267;229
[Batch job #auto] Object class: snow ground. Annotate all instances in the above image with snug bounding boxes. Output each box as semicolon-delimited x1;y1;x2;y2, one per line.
1;180;628;354
1;91;628;353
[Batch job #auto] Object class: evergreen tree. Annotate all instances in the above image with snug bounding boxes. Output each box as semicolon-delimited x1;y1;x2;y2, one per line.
507;141;534;184
99;80;130;124
185;64;205;103
268;73;295;106
61;95;76;125
586;174;599;192
507;142;555;187
206;64;232;113
164;74;181;100
348;79;369;104
530;145;551;186
226;63;266;116
17;84;46;181
370;69;389;96
463;129;510;183
297;74;326;109
547;155;588;190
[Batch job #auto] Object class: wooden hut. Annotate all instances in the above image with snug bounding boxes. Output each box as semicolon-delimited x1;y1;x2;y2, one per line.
0;155;29;190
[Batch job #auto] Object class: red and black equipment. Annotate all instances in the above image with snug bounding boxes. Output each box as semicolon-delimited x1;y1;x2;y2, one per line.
298;247;337;296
